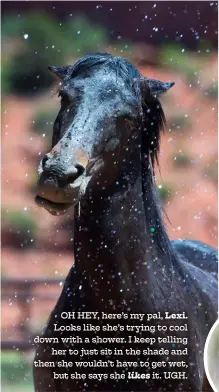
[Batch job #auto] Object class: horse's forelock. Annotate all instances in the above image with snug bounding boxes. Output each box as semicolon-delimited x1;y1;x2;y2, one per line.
141;95;166;170
69;53;113;79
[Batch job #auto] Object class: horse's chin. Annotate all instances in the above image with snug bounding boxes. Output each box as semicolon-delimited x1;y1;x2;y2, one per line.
35;195;75;216
35;174;92;215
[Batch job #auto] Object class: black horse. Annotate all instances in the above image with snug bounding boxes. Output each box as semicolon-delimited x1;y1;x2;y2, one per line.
34;53;217;392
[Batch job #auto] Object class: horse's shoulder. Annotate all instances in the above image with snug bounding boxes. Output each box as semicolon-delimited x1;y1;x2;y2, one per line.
172;239;218;276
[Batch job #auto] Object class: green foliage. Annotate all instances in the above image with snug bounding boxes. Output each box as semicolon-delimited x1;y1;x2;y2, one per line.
1;351;32;387
2;209;37;232
197;39;215;56
159;43;199;85
2;208;37;248
172;152;192;168
2;12;65;95
7;52;55;96
1;57;12;95
203;82;218;100
2;11;109;95
168;113;191;132
157;183;173;202
205;164;218;184
2;12;60;46
62;14;108;54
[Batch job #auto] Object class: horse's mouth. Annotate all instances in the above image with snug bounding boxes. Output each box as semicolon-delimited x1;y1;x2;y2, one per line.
35;195;74;216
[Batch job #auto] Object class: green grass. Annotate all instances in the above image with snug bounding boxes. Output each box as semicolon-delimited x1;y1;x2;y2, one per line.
1;351;33;391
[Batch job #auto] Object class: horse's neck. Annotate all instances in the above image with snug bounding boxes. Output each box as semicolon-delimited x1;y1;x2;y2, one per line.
74;172;176;311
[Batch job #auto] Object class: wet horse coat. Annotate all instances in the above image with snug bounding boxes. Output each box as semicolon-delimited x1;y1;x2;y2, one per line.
34;53;218;391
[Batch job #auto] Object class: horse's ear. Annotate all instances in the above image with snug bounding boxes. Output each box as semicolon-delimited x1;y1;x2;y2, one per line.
141;77;175;98
48;65;70;80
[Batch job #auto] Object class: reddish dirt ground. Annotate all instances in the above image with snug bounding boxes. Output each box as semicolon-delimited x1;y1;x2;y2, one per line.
1;58;218;336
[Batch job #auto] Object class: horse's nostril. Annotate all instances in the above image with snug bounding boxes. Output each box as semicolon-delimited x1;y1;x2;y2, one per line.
66;164;85;184
75;163;85;177
40;157;85;185
42;155;49;169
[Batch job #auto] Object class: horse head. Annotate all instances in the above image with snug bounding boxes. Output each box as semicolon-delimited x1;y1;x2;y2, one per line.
35;53;174;215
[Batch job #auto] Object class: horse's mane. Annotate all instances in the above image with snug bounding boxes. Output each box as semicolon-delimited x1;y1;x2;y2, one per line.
141;94;166;169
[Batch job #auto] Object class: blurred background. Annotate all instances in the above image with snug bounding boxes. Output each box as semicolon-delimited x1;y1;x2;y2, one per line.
1;2;218;391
